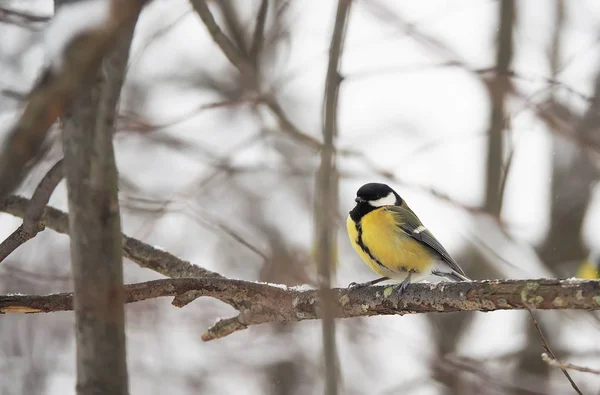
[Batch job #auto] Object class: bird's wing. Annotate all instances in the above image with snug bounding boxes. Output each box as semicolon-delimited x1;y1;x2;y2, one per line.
384;205;467;277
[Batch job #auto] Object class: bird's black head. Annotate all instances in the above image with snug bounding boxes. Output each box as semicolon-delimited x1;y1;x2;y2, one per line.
349;183;402;221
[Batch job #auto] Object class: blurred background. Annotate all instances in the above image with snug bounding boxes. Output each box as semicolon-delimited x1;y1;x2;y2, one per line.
1;0;600;394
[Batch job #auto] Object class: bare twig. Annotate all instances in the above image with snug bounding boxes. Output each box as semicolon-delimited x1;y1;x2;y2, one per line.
496;138;515;214
190;0;254;79
1;278;599;342
528;311;582;395
542;353;600;375
0;7;50;28
190;0;322;150
0;160;63;263
0;195;221;279
250;0;269;67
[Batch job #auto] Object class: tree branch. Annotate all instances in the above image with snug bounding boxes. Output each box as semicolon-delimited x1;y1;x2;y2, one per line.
528;311;582;394
542;353;600;376
250;0;269;67
0;0;149;202
190;0;323;150
0;278;598;341
24;159;64;233
0;160;64;263
0;195;222;279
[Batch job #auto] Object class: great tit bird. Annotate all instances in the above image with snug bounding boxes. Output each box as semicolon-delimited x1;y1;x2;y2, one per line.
576;252;600;279
346;182;469;293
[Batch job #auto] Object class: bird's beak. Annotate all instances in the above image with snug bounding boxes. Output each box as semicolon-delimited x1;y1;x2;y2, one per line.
355;197;365;203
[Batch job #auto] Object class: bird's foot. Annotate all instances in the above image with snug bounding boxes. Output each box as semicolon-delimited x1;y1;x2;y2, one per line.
396;280;410;295
347;277;389;290
347;281;370;289
395;271;414;295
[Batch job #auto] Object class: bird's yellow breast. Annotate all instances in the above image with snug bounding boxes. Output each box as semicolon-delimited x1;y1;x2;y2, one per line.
346;208;433;278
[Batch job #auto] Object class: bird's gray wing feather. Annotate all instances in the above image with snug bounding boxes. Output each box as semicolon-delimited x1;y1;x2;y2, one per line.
384;205;468;278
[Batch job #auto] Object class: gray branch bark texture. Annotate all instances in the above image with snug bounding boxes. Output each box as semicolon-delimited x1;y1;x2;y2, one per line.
59;8;140;395
0;278;598;341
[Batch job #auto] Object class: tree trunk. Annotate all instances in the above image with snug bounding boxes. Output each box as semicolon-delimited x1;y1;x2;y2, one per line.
59;2;139;392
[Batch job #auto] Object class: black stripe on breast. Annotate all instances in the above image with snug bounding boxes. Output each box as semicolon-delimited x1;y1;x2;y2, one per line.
355;221;386;268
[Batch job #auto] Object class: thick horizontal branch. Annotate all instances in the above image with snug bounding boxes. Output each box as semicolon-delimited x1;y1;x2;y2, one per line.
1;278;598;341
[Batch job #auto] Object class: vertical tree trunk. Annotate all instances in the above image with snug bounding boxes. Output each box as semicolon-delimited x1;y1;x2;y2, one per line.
484;0;515;214
519;1;599;391
59;2;139;392
315;1;352;394
430;2;515;393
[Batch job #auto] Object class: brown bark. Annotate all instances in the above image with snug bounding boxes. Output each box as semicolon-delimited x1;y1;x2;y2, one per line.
59;3;141;393
0;278;598;339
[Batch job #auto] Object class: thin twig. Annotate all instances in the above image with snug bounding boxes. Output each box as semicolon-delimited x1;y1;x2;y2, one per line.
0;7;50;29
528;311;583;395
250;0;269;67
190;0;254;78
0;278;599;342
542;353;600;375
496;136;515;214
0;195;221;279
190;0;322;150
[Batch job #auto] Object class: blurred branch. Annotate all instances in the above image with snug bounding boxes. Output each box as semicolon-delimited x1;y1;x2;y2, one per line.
0;195;221;279
250;0;269;67
1;278;599;340
0;0;149;202
542;353;600;376
0;159;63;263
0;6;50;28
434;355;549;395
485;0;515;215
528;311;582;394
316;1;351;393
190;0;323;150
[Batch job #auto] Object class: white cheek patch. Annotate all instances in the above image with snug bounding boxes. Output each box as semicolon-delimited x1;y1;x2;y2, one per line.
368;192;397;207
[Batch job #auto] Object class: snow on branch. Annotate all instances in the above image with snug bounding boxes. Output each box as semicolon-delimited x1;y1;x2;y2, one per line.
0;277;598;341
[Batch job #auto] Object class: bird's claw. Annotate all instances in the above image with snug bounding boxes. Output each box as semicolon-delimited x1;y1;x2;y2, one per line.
396;281;410;295
347;281;369;290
